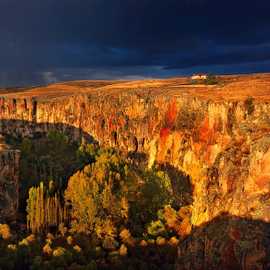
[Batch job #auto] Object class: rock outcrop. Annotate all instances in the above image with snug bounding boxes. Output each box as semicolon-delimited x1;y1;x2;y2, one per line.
0;135;20;222
0;75;270;228
1;74;270;268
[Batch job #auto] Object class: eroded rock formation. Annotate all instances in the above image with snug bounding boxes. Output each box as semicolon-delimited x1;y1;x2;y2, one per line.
0;135;20;222
1;75;270;268
0;76;270;227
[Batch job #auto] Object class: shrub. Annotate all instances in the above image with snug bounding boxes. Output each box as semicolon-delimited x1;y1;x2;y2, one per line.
102;237;119;251
157;205;192;238
147;220;166;237
139;240;148;247
156;236;166;246
95;218;117;240
0;224;11;240
51;247;73;268
19;238;30;246
7;244;17;251
76;142;97;164
73;245;82;253
43;243;53;255
168;236;179;246
119;244;128;256
120;228;135;245
67;235;74;245
52;246;67;257
205;74;219;85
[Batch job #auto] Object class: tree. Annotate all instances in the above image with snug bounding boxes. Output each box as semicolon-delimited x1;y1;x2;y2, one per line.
65;149;129;237
26;182;66;233
205;74;218;85
127;168;173;236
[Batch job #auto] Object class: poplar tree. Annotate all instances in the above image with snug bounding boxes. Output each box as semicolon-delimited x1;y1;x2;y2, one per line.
26;182;66;233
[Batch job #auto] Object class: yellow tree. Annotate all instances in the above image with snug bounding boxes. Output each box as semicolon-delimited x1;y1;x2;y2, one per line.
65;149;129;237
26;182;65;233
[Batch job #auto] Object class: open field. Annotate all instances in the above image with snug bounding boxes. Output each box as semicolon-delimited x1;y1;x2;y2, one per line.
1;73;270;101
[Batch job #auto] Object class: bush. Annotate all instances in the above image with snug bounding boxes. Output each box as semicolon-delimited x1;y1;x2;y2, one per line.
0;224;11;240
147;220;166;237
205;74;218;85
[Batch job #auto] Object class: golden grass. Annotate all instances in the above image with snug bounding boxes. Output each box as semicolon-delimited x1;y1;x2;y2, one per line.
1;73;270;102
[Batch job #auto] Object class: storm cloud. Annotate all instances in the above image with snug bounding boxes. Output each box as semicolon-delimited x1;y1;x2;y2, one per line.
0;0;270;86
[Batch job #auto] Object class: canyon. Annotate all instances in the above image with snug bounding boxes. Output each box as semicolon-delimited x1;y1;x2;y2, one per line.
1;73;270;268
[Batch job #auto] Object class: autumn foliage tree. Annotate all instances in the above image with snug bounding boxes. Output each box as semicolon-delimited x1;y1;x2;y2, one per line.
161;205;192;237
26;181;67;233
65;148;129;239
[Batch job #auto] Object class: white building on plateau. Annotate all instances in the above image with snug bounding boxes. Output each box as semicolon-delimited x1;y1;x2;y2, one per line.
191;74;207;80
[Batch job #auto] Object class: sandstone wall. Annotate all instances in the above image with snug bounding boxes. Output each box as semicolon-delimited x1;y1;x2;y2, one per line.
0;143;20;222
0;92;270;226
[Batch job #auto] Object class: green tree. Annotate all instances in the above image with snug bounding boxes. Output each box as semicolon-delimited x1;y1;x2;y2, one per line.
129;168;173;235
65;149;129;237
205;74;218;85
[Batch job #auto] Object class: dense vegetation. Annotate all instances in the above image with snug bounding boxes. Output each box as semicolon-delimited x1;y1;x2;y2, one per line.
0;132;192;269
7;131;96;212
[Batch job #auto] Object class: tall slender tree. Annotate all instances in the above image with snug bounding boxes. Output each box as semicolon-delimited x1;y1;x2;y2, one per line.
26;182;66;233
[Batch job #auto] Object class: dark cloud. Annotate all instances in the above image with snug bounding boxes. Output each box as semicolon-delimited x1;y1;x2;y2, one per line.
0;0;270;86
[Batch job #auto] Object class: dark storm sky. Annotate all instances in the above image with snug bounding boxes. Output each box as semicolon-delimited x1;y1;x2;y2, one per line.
1;0;270;87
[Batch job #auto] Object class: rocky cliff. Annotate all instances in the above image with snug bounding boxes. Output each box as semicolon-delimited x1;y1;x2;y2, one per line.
0;136;20;222
1;74;270;229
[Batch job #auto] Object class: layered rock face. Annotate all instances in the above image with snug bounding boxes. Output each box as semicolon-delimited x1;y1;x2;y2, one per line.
0;136;20;222
0;87;270;228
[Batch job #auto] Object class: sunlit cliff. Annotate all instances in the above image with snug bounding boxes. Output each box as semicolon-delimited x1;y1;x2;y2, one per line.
1;73;270;269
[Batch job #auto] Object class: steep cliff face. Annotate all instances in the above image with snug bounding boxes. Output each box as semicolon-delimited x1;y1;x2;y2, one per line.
1;82;270;228
0;137;20;222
